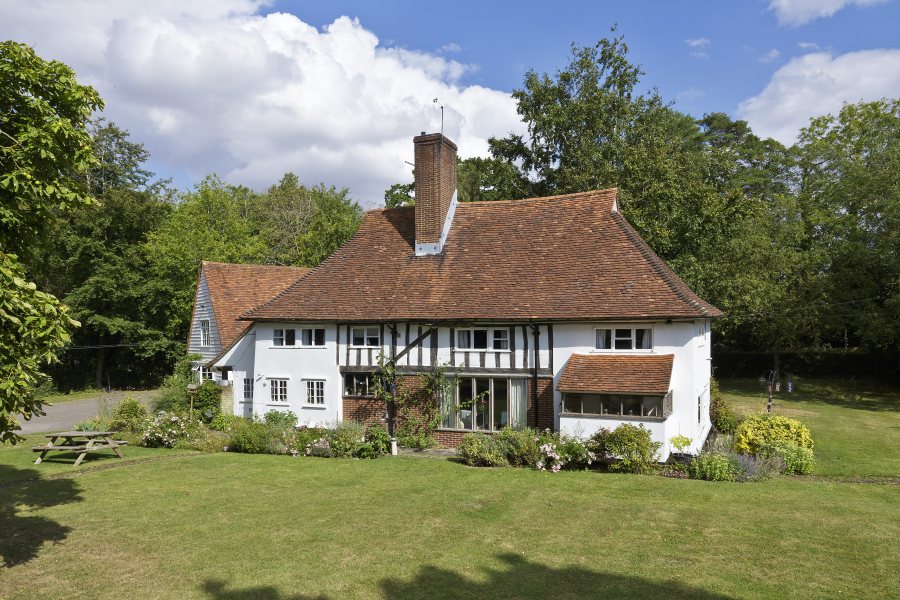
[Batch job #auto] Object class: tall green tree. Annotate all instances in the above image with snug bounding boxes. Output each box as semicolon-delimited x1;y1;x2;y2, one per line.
0;41;101;441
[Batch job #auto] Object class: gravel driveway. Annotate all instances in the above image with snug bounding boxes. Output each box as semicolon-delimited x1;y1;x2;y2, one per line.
18;390;158;434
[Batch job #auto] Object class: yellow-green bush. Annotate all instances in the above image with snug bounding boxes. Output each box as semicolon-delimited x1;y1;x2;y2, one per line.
734;414;813;456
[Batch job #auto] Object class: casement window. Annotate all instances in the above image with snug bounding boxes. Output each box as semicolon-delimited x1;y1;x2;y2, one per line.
344;373;374;397
199;319;211;347
305;380;325;405
273;328;296;347
595;327;652;351
269;378;288;403
300;328;326;347
351;327;380;347
562;393;670;419
243;378;253;401
274;328;324;347
198;366;213;381
457;328;510;351
441;377;527;431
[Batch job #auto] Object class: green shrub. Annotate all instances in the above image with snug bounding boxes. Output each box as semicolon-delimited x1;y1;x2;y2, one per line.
496;427;542;467
327;421;367;458
193;380;223;423
356;424;391;459
154;354;199;412
761;441;814;475
589;424;661;474
710;378;738;434
209;413;241;432
709;432;735;453
734;414;813;456
263;410;297;430
75;417;108;432
227;419;282;454
670;434;692;454
295;426;329;455
142;412;202;448
108;397;149;433
689;451;739;482
458;433;508;467
556;435;592;470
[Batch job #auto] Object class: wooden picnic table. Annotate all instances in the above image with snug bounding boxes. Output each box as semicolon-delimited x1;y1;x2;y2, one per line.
33;431;128;467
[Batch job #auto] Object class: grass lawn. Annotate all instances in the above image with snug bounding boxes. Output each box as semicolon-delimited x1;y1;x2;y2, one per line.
1;379;897;600
719;379;900;478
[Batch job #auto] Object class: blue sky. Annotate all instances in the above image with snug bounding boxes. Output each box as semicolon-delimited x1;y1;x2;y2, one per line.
276;0;899;121
1;0;898;205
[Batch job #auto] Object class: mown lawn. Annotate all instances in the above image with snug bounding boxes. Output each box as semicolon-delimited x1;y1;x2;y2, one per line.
719;378;900;478
1;379;897;600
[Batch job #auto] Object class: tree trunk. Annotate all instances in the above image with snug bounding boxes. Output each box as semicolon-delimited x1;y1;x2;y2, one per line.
95;348;106;389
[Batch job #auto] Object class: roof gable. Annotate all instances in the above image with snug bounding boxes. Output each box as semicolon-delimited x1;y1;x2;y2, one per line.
200;262;309;349
244;189;721;322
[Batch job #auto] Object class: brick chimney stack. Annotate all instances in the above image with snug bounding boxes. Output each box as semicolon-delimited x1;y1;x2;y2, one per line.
413;132;458;256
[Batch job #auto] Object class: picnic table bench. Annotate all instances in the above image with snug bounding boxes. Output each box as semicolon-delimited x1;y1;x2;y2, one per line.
33;431;128;466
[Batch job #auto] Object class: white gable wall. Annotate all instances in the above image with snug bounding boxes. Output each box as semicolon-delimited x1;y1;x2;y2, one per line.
553;320;711;460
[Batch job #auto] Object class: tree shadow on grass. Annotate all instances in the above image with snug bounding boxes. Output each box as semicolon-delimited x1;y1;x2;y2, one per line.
0;465;83;568
202;553;733;600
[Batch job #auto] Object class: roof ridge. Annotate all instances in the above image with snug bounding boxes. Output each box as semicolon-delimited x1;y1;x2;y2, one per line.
460;187;618;208
610;212;717;318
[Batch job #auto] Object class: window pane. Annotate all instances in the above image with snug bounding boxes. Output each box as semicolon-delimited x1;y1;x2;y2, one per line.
581;395;603;415
366;327;379;346
614;328;633;350
474;378;490;430
596;329;611;350
492;378;508;430
473;330;488;350
636;328;652;349
642;396;662;417
301;329;312;346
603;396;620;415
314;329;325;346
351;328;364;346
457;330;470;349
563;394;582;414
492;330;509;350
274;329;284;346
458;378;473;429
244;378;253;400
511;379;527;428
441;385;457;429
622;395;641;416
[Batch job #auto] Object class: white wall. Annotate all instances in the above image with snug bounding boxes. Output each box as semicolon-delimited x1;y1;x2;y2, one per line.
553;320;712;460
249;323;343;426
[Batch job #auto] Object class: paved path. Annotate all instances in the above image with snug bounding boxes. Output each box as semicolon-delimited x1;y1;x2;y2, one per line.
19;390;158;434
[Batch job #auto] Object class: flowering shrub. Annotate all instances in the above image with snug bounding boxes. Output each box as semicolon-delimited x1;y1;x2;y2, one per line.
305;436;331;457
458;433;508;467
209;413;241;432
142;412;201;448
588;424;661;474
496;427;543;467
536;441;563;472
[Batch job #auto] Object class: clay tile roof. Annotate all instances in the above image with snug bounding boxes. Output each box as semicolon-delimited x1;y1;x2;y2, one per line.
556;354;674;394
243;188;722;322
201;262;309;350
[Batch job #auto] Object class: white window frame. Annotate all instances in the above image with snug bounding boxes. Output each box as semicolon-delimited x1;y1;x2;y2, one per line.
304;380;325;405
594;326;653;352
456;328;510;352
299;328;326;347
199;319;211;347
273;328;297;347
268;378;288;403
198;366;213;381
243;377;253;401
350;326;380;348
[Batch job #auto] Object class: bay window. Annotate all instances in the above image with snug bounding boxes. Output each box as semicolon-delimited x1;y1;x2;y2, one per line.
562;392;668;418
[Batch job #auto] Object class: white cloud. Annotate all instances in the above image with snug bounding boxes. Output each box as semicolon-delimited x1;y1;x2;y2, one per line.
759;48;782;63
797;41;821;50
438;42;462;54
738;49;900;143
685;38;711;48
0;2;523;207
768;0;886;26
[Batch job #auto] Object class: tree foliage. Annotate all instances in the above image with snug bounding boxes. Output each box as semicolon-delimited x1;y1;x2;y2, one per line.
0;41;101;441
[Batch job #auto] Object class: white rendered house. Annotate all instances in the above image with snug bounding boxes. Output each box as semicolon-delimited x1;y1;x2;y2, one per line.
205;133;721;458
